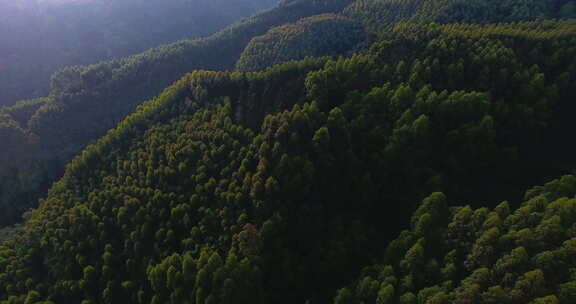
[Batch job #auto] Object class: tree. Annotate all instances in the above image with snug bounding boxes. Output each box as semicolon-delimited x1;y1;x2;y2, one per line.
559;281;576;303
530;295;560;304
481;285;511;304
334;288;353;304
24;290;41;304
376;284;395;304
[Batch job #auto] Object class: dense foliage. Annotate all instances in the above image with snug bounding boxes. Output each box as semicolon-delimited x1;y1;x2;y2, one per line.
0;19;574;303
0;0;278;106
236;13;366;71
335;177;576;304
344;0;575;32
0;0;566;229
0;0;354;227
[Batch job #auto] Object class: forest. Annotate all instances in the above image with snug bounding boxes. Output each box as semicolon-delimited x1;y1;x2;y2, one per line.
0;0;575;303
0;0;350;227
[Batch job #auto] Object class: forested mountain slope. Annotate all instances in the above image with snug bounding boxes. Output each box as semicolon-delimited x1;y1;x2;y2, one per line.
0;0;354;227
0;20;574;303
0;0;278;106
1;0;570;230
235;13;366;72
345;0;576;32
238;0;576;68
1;0;571;229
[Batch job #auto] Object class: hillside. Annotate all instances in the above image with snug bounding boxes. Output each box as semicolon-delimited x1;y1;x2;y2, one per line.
0;0;354;227
1;0;571;228
0;18;574;303
1;0;570;230
0;0;278;106
235;13;366;72
344;0;576;32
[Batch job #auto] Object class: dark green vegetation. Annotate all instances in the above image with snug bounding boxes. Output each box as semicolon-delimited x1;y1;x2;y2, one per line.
0;0;278;106
0;0;354;227
337;180;576;304
0;0;576;303
2;0;573;228
345;0;576;32
2;0;573;230
236;13;366;71
1;13;576;302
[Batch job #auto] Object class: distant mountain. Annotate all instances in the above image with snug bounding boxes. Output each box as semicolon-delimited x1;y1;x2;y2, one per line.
0;0;278;106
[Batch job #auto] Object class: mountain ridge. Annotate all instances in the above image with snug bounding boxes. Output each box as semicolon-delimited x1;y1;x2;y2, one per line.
0;0;279;106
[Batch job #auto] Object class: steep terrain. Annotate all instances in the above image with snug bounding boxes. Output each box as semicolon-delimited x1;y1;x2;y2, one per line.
0;0;354;227
236;13;366;72
1;0;572;228
0;18;574;303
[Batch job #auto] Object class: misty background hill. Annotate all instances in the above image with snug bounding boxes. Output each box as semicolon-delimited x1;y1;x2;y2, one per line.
0;0;278;106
